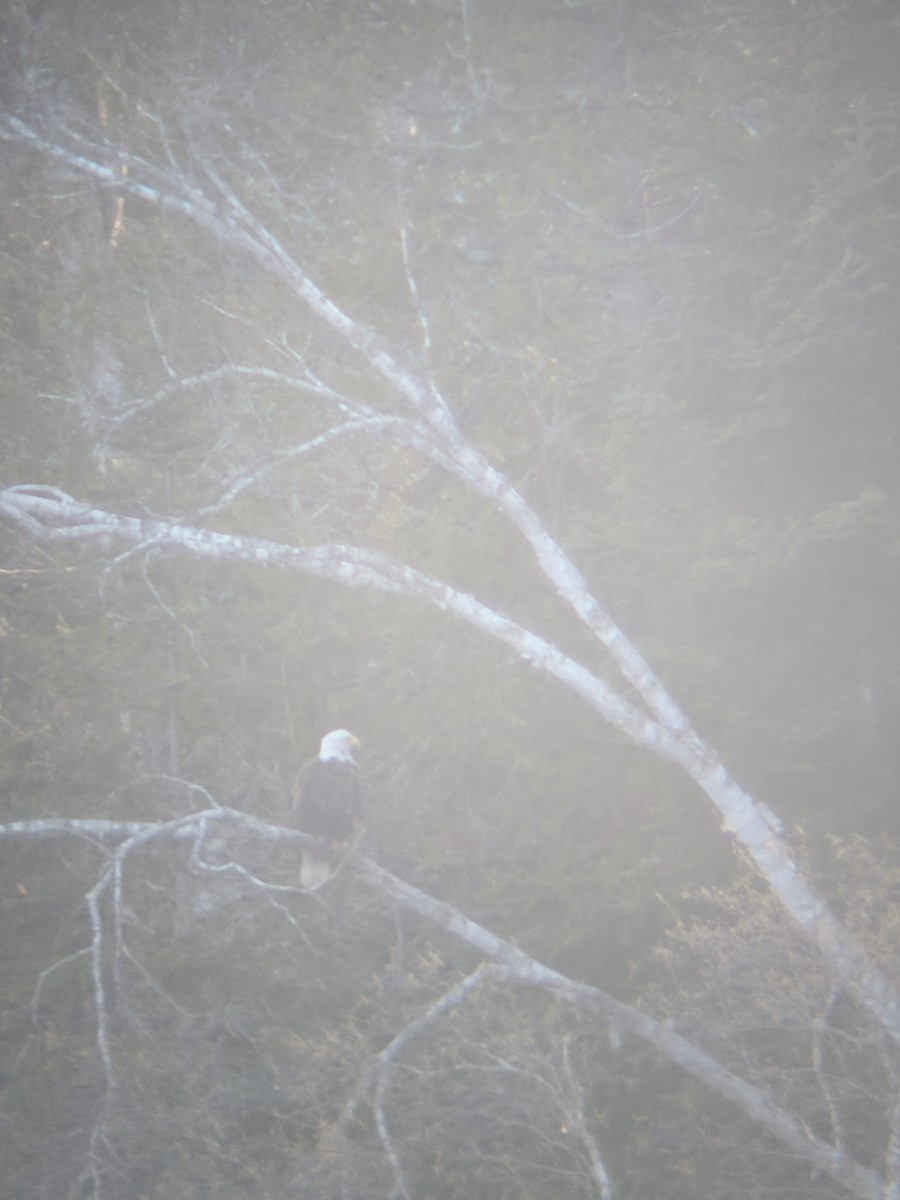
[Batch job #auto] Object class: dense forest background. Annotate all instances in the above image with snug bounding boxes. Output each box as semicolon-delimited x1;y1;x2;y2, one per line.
1;1;899;1197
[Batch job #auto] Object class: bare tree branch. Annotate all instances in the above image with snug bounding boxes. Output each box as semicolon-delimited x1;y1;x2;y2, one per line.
4;479;900;1059
0;812;886;1199
341;961;503;1131
357;856;884;1200
560;1032;615;1200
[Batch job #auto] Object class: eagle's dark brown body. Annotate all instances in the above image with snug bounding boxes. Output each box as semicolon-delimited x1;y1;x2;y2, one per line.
290;730;362;888
292;755;362;842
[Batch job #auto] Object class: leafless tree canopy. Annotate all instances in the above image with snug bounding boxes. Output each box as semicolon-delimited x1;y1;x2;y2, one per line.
2;1;900;1198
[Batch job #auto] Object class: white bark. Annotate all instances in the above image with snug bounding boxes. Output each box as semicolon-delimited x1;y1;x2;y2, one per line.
3;477;900;1054
0;813;886;1200
3;115;900;1176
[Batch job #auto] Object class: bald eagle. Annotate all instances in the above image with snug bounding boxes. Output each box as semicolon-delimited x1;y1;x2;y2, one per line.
291;729;362;889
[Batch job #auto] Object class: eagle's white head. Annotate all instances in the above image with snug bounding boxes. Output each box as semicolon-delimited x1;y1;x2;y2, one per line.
319;729;360;763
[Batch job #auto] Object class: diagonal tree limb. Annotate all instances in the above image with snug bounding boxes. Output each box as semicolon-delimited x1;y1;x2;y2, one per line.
0;812;885;1199
4;484;900;1057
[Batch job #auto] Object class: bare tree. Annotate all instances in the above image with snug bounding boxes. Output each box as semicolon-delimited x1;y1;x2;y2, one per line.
2;110;898;1043
2;2;899;1196
1;810;891;1200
